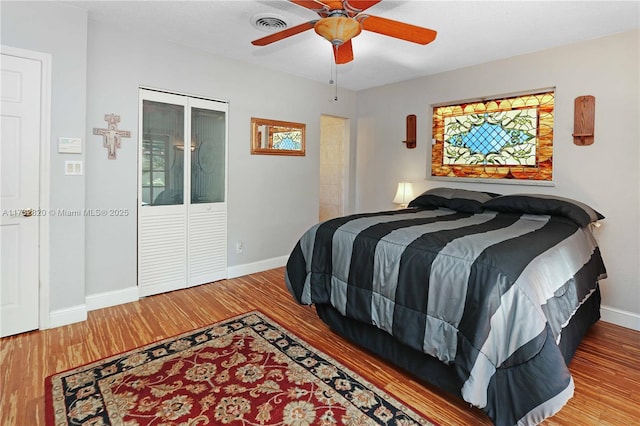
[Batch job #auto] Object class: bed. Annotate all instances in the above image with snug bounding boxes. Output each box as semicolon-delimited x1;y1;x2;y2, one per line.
284;188;607;426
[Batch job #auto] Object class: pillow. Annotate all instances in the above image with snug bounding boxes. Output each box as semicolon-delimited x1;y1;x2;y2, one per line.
483;194;604;226
408;187;500;213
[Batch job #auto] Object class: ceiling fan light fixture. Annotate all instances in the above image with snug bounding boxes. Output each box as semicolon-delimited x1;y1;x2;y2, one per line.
314;16;361;46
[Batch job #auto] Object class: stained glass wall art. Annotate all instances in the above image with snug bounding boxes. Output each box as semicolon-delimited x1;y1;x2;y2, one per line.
431;90;554;183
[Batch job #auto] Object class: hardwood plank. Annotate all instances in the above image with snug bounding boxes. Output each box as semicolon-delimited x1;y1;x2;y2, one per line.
1;267;638;425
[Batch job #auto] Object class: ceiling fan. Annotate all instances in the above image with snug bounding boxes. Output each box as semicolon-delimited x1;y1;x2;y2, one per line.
251;0;437;64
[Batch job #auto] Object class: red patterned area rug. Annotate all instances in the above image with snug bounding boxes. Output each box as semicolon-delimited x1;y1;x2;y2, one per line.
45;311;436;425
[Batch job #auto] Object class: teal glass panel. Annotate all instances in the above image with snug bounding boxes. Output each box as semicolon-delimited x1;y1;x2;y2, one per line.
272;131;301;150
190;107;226;204
444;110;537;166
141;100;184;205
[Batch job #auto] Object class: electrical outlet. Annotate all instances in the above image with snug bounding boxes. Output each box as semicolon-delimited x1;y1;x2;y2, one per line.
235;241;243;254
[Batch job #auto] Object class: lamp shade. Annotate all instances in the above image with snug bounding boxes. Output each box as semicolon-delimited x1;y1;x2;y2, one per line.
314;16;362;45
392;182;415;207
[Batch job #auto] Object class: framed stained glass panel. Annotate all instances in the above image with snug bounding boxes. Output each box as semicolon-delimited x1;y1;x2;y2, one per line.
250;117;305;156
431;89;554;184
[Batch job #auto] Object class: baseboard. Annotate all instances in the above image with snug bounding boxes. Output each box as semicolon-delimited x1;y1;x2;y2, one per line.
48;304;87;329
51;266;637;333
600;304;640;331
86;286;140;312
227;255;288;279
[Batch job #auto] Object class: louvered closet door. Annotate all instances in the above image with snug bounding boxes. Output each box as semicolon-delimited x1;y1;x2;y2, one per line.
138;89;228;297
187;98;227;287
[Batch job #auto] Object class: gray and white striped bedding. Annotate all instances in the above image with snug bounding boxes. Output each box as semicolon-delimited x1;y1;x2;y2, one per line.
285;206;606;426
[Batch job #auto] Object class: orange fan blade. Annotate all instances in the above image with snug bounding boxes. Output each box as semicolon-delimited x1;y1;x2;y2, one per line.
358;15;437;44
333;40;354;64
251;20;318;46
344;0;381;14
290;0;379;16
290;0;331;15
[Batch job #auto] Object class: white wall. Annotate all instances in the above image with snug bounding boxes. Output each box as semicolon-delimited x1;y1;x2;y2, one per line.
83;19;358;299
1;2;88;319
2;1;357;317
355;30;640;327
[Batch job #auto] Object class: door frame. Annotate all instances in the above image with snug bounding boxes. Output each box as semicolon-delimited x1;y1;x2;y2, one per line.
319;115;350;221
1;45;52;330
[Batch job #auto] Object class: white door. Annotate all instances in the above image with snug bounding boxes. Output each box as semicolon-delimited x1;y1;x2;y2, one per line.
186;97;228;287
1;52;42;337
138;90;188;296
138;89;228;297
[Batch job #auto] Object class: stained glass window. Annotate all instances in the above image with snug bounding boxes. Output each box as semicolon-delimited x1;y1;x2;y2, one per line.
431;90;554;182
272;130;302;150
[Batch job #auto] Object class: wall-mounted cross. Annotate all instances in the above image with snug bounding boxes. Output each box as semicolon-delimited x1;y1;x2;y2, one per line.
93;114;131;160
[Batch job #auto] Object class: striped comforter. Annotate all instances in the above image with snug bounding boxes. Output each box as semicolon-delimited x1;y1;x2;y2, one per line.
285;207;606;425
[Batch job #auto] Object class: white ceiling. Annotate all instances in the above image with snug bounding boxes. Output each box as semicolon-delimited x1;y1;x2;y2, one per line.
65;0;639;91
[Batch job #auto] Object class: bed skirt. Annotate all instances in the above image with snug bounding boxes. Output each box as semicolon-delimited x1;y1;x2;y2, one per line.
315;285;601;424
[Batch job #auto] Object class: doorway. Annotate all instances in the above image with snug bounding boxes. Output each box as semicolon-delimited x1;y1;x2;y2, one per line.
1;46;51;337
319;115;349;222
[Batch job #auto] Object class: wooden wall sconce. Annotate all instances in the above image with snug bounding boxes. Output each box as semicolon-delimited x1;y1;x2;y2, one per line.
573;95;595;146
403;114;416;149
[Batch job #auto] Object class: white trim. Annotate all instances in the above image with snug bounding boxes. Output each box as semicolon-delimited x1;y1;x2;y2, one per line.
0;45;52;331
429;176;555;187
601;305;640;331
430;86;556;108
138;85;229;104
48;304;87;329
227;256;288;279
226;256;640;333
86;286;139;312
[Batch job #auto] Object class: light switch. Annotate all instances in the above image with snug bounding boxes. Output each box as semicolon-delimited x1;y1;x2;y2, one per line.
65;160;83;175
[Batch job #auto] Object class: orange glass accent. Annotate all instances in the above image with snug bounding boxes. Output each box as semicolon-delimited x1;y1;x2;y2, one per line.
314;17;362;45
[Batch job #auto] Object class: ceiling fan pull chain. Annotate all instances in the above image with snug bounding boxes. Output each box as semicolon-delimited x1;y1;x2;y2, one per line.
334;45;339;101
329;48;335;85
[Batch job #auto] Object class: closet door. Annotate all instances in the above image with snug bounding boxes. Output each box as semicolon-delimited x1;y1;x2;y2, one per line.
187;98;227;287
138;89;227;297
138;90;188;296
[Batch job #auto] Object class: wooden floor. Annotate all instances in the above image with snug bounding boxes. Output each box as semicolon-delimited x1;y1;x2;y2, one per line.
1;267;639;425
